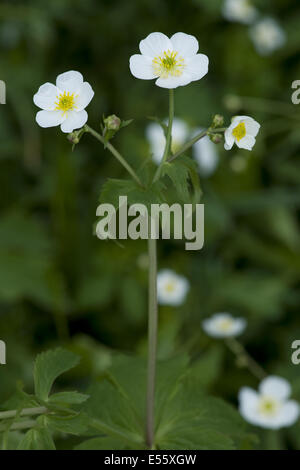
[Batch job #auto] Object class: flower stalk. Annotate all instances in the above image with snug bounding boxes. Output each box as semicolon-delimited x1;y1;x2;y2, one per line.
226;337;267;380
146;235;158;448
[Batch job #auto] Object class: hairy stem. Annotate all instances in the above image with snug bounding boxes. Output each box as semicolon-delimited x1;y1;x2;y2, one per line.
226;338;267;381
85;125;143;187
153;89;174;182
168;127;226;163
146;235;158;448
0;406;48;421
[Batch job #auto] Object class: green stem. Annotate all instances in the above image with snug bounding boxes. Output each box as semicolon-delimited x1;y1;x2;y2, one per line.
168;127;226;163
146;235;158;448
153;89;174;182
0;420;37;433
226;338;267;381
0;406;48;421
85;125;143;187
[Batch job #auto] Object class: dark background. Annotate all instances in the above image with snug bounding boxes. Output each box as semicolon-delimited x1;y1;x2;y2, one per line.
1;0;300;449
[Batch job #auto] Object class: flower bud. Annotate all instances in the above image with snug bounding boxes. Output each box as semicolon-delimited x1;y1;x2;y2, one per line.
67;131;80;144
104;114;121;131
209;133;223;144
212;114;224;128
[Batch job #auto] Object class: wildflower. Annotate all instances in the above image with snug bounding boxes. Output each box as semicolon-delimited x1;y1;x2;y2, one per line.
222;0;257;24
193;129;219;177
146;118;189;164
239;376;300;429
202;312;247;338
249;18;286;56
33;71;94;133
224;115;260;151
157;269;190;306
129;32;209;89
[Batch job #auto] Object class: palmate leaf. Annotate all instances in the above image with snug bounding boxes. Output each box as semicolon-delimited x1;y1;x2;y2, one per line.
77;354;253;450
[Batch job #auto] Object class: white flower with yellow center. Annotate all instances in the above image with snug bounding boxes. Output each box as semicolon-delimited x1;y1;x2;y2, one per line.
33;70;94;133
129;32;209;89
224;115;260;151
239;376;300;429
249;18;286;56
157;269;190;306
146;118;189;164
222;0;257;24
202;313;247;338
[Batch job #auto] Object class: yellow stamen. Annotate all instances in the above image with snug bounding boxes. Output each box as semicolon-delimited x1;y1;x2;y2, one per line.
54;91;76;114
258;397;279;417
153;50;185;78
232;122;246;141
165;281;176;293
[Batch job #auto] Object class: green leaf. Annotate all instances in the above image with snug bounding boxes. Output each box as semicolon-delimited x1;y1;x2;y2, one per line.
49;391;89;405
34;348;80;401
75;436;126;450
17;421;55;450
161;156;202;205
46;413;90;435
99;178;165;211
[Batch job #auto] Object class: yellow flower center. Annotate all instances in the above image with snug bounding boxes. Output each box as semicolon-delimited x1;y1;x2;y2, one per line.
232;122;246;141
258;397;279;417
218;319;234;331
55;91;76;114
165;281;176;293
153;50;185;78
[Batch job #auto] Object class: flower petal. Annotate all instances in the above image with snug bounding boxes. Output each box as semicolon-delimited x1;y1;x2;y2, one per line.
170;32;199;57
185;54;209;81
245;118;260;137
33;83;59;111
56;70;83;94
76;82;95;110
139;32;173;57
224;127;235;150
60;110;88;133
277;400;300;428
155;72;192;89
36;110;65;128
259;376;291;400
129;55;157;79
238;387;261;426
237;135;256;150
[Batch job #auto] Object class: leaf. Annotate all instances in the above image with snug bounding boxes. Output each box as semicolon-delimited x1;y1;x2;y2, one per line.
161;156;202;205
75;436;126;450
46;413;90;436
17;421;55;450
34;348;80;402
49;391;89;405
99;178;165;211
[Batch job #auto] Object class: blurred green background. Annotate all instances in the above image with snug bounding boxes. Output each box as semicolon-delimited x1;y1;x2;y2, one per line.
1;0;300;449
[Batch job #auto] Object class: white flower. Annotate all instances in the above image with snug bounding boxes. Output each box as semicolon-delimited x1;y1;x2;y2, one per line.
224;115;260;151
239;376;300;429
33;70;94;133
222;0;257;24
129;32;209;89
157;269;190;306
202;313;247;338
146;118;189;164
250;18;286;56
192;129;219;177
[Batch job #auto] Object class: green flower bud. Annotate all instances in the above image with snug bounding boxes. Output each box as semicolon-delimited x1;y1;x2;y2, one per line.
104;114;121;131
209;133;223;144
67;131;80;144
212;114;224;128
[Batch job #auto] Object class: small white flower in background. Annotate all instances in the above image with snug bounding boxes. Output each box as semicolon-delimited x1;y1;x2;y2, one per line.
129;32;209;89
202;312;247;338
33;71;94;133
239;376;300;429
192;129;219;177
224;115;260;151
222;0;257;24
249;18;286;56
146;118;189;164
157;269;190;306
